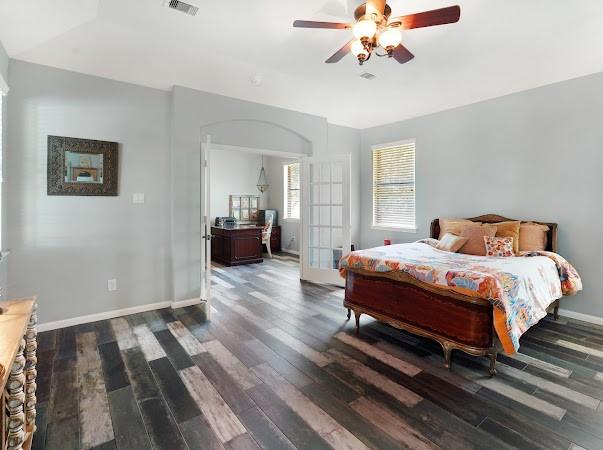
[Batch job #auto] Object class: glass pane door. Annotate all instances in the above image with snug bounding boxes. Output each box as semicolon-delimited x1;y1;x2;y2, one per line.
301;155;351;286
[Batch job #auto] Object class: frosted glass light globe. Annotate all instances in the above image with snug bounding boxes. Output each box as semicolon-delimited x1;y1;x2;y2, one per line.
351;39;369;58
353;19;377;40
379;28;402;50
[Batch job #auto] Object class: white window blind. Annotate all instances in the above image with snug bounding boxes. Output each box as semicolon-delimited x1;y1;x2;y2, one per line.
284;162;300;220
372;140;416;229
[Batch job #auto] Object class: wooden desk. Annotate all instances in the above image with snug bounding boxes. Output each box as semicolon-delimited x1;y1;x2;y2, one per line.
1;297;38;450
211;225;263;266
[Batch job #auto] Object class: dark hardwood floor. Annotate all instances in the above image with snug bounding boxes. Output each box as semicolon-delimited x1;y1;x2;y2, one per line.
33;253;603;449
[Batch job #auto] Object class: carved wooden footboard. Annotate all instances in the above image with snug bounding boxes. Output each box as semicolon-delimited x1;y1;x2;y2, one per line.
1;297;38;450
344;269;498;375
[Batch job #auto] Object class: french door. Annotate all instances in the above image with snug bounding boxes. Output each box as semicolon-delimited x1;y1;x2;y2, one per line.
301;154;351;286
200;138;212;318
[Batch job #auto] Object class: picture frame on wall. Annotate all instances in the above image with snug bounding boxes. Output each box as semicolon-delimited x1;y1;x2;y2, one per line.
229;194;260;224
47;135;119;196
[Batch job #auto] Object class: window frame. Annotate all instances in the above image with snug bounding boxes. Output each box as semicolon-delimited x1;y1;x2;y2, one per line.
371;139;417;233
283;161;300;222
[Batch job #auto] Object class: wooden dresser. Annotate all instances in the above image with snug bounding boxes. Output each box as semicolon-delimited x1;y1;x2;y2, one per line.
1;297;38;450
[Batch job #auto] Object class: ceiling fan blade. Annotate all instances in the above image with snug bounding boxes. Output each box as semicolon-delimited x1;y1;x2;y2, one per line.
392;44;414;64
293;20;351;29
366;0;386;17
389;5;460;30
325;39;354;63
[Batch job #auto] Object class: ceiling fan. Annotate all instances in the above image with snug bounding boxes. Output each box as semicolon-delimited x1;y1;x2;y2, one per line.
293;1;460;65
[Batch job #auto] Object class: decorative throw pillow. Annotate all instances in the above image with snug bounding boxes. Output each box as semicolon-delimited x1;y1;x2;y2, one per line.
484;236;515;257
416;238;440;248
436;233;468;253
492;221;521;255
519;222;549;252
458;224;498;256
438;218;481;240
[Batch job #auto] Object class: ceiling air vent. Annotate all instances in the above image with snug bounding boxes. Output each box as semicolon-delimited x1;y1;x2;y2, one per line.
359;72;376;80
165;0;199;16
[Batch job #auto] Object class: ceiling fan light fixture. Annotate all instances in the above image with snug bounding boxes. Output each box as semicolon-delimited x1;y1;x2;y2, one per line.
378;28;402;52
293;4;461;66
351;39;369;63
352;19;377;40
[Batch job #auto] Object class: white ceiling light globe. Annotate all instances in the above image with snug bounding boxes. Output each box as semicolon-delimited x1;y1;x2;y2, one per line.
353;19;377;40
351;39;369;58
378;28;402;49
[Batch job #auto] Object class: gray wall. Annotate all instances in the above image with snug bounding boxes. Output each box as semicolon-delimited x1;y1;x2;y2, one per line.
0;40;8;299
210;148;265;223
360;71;603;317
0;40;8;85
6;60;172;323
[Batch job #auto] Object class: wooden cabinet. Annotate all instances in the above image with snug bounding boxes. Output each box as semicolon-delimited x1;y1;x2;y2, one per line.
1;297;38;450
268;225;281;253
211;226;263;266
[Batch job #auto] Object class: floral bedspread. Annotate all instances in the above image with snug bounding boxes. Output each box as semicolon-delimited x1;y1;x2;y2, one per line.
339;242;582;354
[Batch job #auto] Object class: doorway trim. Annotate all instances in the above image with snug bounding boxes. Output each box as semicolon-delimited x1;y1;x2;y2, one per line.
199;139;307;317
207;142;307;159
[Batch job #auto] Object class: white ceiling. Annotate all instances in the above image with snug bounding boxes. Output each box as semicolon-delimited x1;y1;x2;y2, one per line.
2;0;603;128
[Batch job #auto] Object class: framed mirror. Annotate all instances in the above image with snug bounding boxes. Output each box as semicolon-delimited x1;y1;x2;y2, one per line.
47;135;118;196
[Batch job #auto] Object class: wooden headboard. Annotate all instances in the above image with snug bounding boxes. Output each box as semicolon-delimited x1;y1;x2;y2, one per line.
430;214;558;253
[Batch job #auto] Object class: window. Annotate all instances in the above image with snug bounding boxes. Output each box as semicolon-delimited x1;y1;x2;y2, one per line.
283;162;300;220
372;140;416;231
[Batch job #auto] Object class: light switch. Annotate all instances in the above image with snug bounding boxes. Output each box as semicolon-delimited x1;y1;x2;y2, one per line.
133;193;145;204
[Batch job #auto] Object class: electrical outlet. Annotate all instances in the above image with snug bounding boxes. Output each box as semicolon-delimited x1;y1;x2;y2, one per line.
108;279;117;291
133;193;145;204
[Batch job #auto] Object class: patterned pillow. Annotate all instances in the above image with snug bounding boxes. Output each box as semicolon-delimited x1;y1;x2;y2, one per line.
484;236;515;257
436;233;468;253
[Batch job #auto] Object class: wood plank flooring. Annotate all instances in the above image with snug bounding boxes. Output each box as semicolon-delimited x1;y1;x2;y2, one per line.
33;253;603;449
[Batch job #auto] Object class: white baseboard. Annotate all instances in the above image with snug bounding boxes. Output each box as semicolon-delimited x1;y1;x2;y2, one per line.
39;298;601;333
558;308;603;326
171;298;202;309
281;249;299;255
37;297;208;332
37;300;172;332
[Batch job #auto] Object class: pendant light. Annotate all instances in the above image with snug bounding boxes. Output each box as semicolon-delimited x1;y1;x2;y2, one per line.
256;155;269;193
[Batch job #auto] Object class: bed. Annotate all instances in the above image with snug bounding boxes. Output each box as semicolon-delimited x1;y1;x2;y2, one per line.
340;214;581;376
